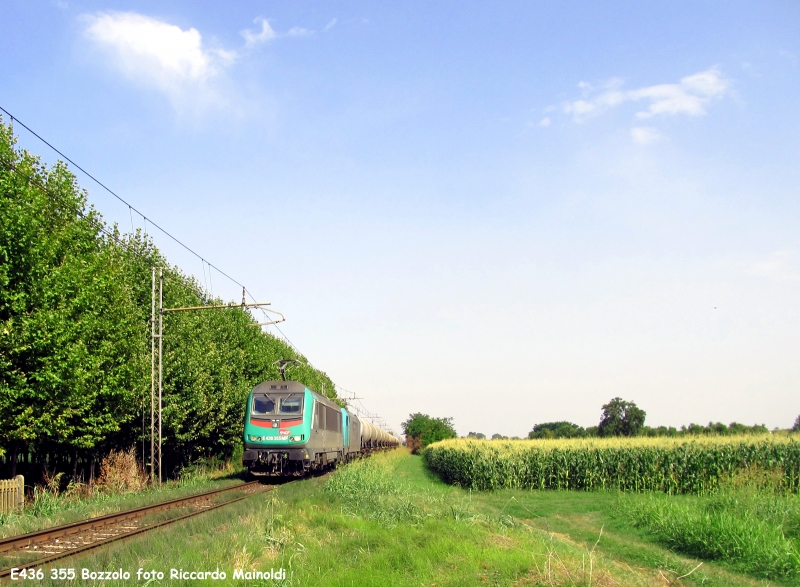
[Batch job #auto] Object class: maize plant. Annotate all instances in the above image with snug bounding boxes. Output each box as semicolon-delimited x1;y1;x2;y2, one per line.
423;435;800;494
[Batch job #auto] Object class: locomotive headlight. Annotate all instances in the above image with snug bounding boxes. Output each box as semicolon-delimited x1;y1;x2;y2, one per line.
290;436;301;442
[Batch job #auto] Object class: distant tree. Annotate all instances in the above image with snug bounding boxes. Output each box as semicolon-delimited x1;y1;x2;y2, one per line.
793;416;800;433
638;421;773;438
491;433;509;440
685;423;704;435
528;421;586;439
727;422;749;435
680;422;768;436
641;426;678;437
709;422;728;435
598;398;646;437
466;431;486;440
402;413;457;453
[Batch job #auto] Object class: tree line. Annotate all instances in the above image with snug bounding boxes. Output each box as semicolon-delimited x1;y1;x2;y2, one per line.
527;397;786;440
403;398;794;447
0;121;338;483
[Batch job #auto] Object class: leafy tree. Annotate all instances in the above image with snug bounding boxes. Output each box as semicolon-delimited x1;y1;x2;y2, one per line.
598;398;646;437
467;432;486;439
0;129;145;474
402;413;456;452
529;421;585;439
792;416;800;433
727;422;750;435
685;423;705;435
491;433;508;440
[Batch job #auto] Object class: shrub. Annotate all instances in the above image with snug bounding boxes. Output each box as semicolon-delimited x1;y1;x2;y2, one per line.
97;447;148;493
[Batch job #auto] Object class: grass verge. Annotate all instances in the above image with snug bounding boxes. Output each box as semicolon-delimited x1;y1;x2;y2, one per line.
28;449;786;587
613;488;800;581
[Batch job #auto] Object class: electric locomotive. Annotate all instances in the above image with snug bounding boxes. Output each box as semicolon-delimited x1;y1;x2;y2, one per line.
241;379;400;477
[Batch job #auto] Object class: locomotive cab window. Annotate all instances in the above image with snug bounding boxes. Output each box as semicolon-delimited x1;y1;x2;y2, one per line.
252;394;276;415
278;395;303;415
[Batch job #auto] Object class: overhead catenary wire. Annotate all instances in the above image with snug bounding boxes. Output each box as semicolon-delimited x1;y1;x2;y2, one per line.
1;125;300;378
0;109;256;311
0;105;247;295
0;156;191;295
0;107;312;366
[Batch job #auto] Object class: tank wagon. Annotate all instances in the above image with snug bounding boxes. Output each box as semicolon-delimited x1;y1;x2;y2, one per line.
242;380;400;477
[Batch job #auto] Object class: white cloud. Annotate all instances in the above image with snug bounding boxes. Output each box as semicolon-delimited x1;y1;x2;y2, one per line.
241;17;275;47
286;26;313;38
241;17;314;43
323;18;337;32
630;126;661;145
85;12;227;82
539;117;551;127
84;11;240;113
83;11;315;114
564;68;730;122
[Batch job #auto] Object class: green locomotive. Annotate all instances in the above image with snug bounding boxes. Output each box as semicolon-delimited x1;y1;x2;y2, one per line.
241;380;399;477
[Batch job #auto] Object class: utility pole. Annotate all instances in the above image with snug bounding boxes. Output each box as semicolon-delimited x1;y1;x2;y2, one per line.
150;275;282;487
157;268;163;486
150;268;164;486
150;268;155;485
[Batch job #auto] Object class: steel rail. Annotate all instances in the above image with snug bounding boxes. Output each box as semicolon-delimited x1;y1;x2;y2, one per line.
0;481;266;578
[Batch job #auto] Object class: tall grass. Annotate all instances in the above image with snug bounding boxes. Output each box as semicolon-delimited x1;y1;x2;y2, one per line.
424;435;800;494
324;456;421;527
615;486;800;580
320;451;642;586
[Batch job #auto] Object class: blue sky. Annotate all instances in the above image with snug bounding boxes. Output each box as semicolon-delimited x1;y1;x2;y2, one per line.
2;1;799;436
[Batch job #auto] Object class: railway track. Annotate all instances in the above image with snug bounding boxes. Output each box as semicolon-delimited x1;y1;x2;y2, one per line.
0;481;270;578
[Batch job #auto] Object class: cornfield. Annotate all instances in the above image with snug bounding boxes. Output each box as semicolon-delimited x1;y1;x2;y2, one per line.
423;435;800;494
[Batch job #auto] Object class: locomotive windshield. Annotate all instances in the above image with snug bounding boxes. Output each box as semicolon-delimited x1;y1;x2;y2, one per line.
278;394;303;415
252;394;276;415
251;393;303;417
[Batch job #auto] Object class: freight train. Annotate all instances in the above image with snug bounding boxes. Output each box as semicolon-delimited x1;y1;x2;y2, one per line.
241;380;401;477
